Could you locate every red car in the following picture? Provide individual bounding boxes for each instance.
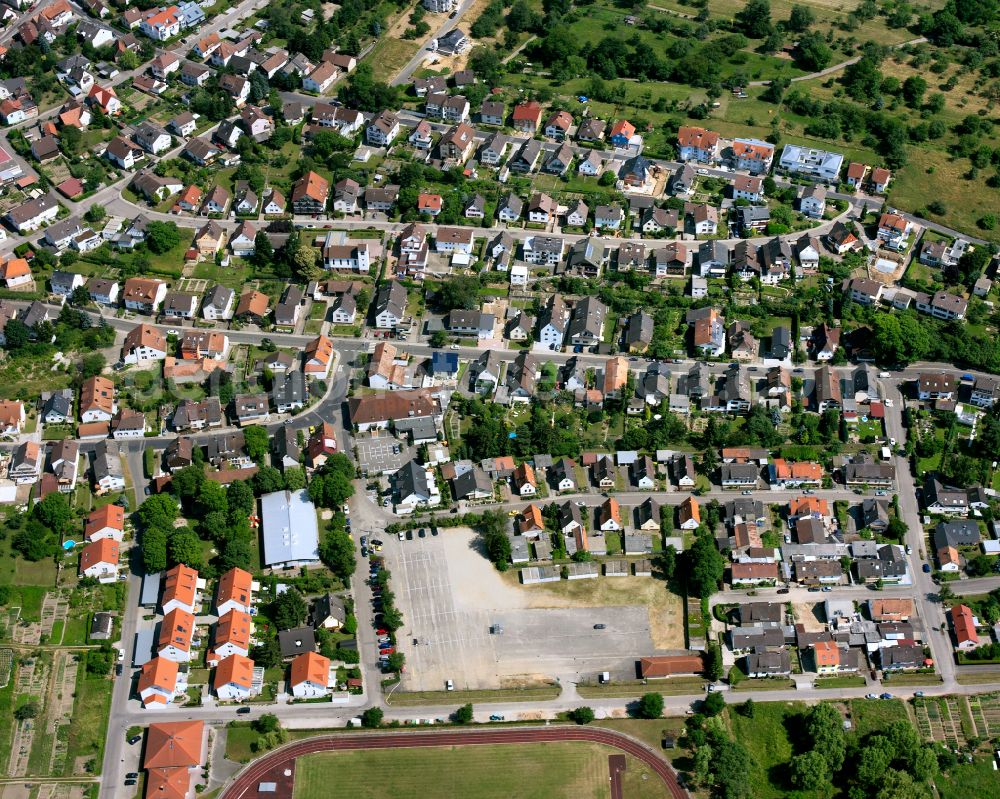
[379,647,395,655]
[376,628,388,635]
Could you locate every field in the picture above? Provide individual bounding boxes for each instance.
[388,684,561,706]
[727,701,804,799]
[368,37,420,83]
[846,698,909,738]
[293,742,646,799]
[501,573,684,649]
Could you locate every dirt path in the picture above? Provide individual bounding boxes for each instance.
[747,37,927,86]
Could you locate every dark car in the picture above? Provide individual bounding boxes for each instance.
[922,563,931,573]
[115,663,123,676]
[128,735,142,745]
[124,780,136,787]
[776,588,790,594]
[237,706,251,714]
[418,528,426,538]
[126,773,139,779]
[593,623,606,629]
[405,530,413,540]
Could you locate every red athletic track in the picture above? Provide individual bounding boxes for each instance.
[220,726,689,799]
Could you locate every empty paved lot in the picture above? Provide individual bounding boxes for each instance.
[386,529,658,691]
[356,437,409,475]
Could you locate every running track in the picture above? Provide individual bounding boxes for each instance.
[220,726,689,799]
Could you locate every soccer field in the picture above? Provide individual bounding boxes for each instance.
[293,742,626,799]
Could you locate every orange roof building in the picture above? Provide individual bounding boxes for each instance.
[213,653,254,700]
[519,504,544,535]
[813,640,841,672]
[951,604,979,649]
[291,170,329,212]
[209,610,251,665]
[122,323,168,364]
[79,375,116,422]
[304,335,334,375]
[138,656,179,707]
[788,496,830,519]
[235,290,269,319]
[868,598,914,622]
[216,567,253,615]
[679,496,700,529]
[513,462,536,495]
[162,563,199,614]
[599,497,622,531]
[0,257,31,284]
[84,504,125,542]
[144,720,204,799]
[640,654,704,678]
[290,651,330,697]
[78,538,120,582]
[145,720,204,768]
[158,608,195,662]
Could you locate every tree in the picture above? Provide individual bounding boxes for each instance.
[787,4,815,31]
[478,511,512,569]
[568,706,595,724]
[33,492,72,538]
[735,0,773,38]
[739,698,755,718]
[453,703,474,724]
[2,318,30,350]
[168,528,203,570]
[144,221,181,255]
[284,467,306,491]
[14,701,39,721]
[598,171,616,186]
[806,702,846,772]
[253,713,280,734]
[250,637,282,669]
[686,534,725,598]
[902,75,927,107]
[361,707,383,728]
[319,526,356,581]
[141,526,168,573]
[429,329,449,348]
[244,426,269,463]
[794,31,832,71]
[790,750,830,791]
[254,231,274,265]
[705,642,723,682]
[253,466,285,495]
[271,588,308,630]
[937,582,955,606]
[701,690,724,716]
[636,692,664,719]
[435,275,480,311]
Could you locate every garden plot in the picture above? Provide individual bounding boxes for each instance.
[913,697,972,748]
[968,693,1000,738]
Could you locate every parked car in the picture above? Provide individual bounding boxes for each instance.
[237,706,251,714]
[489,714,505,721]
[880,693,893,700]
[922,563,931,573]
[776,588,790,594]
[128,735,142,745]
[865,693,878,699]
[446,679,454,691]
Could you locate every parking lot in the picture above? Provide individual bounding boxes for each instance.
[384,528,658,691]
[356,435,410,476]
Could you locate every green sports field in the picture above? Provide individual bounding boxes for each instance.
[293,742,649,799]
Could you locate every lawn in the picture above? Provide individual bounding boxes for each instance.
[387,684,561,706]
[890,145,1000,243]
[727,702,806,799]
[937,755,1000,798]
[847,698,909,739]
[293,742,621,799]
[63,670,113,775]
[368,37,420,83]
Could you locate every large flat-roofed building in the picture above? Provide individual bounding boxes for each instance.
[260,489,320,569]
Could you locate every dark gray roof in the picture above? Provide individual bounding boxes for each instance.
[278,626,316,658]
